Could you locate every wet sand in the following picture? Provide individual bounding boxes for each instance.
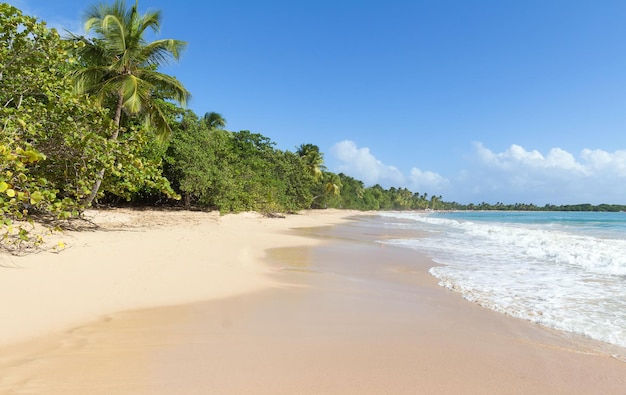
[1,214,625,394]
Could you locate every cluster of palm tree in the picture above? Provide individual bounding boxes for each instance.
[295,144,340,201]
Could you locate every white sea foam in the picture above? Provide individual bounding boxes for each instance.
[377,211,626,350]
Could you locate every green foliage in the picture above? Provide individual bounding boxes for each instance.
[0,143,53,217]
[165,114,316,213]
[333,174,365,209]
[212,130,315,213]
[0,3,178,250]
[101,124,179,202]
[23,94,116,203]
[0,3,112,204]
[0,4,113,248]
[296,143,325,181]
[202,112,226,130]
[272,150,315,211]
[164,111,217,206]
[0,3,63,108]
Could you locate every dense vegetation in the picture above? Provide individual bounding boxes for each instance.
[1,2,623,250]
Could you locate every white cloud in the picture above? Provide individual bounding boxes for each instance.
[475,143,588,175]
[456,143,626,205]
[329,140,405,186]
[581,148,626,175]
[328,140,626,205]
[409,168,450,192]
[329,140,450,194]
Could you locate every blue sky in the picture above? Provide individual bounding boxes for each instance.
[10,0,626,205]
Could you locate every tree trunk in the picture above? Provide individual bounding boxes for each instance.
[82,92,124,207]
[83,168,105,208]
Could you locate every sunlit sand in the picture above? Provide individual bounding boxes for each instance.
[0,210,624,394]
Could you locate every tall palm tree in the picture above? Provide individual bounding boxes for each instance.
[71,0,190,206]
[202,111,226,130]
[296,143,325,181]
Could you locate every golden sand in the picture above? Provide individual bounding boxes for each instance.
[1,209,624,394]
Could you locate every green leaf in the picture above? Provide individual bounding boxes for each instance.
[18,228,29,241]
[30,191,43,204]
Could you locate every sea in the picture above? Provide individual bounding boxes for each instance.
[376,210,626,356]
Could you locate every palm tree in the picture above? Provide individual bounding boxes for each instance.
[323,172,341,197]
[71,0,190,206]
[202,112,226,130]
[296,143,325,181]
[430,195,442,210]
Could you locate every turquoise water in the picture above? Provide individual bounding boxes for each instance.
[429,211,626,237]
[377,211,626,355]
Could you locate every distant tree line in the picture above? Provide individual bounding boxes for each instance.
[438,202,626,212]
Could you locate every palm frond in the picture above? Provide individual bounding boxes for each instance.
[203,112,227,129]
[120,74,154,113]
[143,100,172,140]
[137,69,190,105]
[140,39,187,66]
[135,9,161,36]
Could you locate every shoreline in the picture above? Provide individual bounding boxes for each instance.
[288,217,626,357]
[1,209,625,394]
[0,208,356,347]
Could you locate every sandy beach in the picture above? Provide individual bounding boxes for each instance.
[0,209,625,394]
